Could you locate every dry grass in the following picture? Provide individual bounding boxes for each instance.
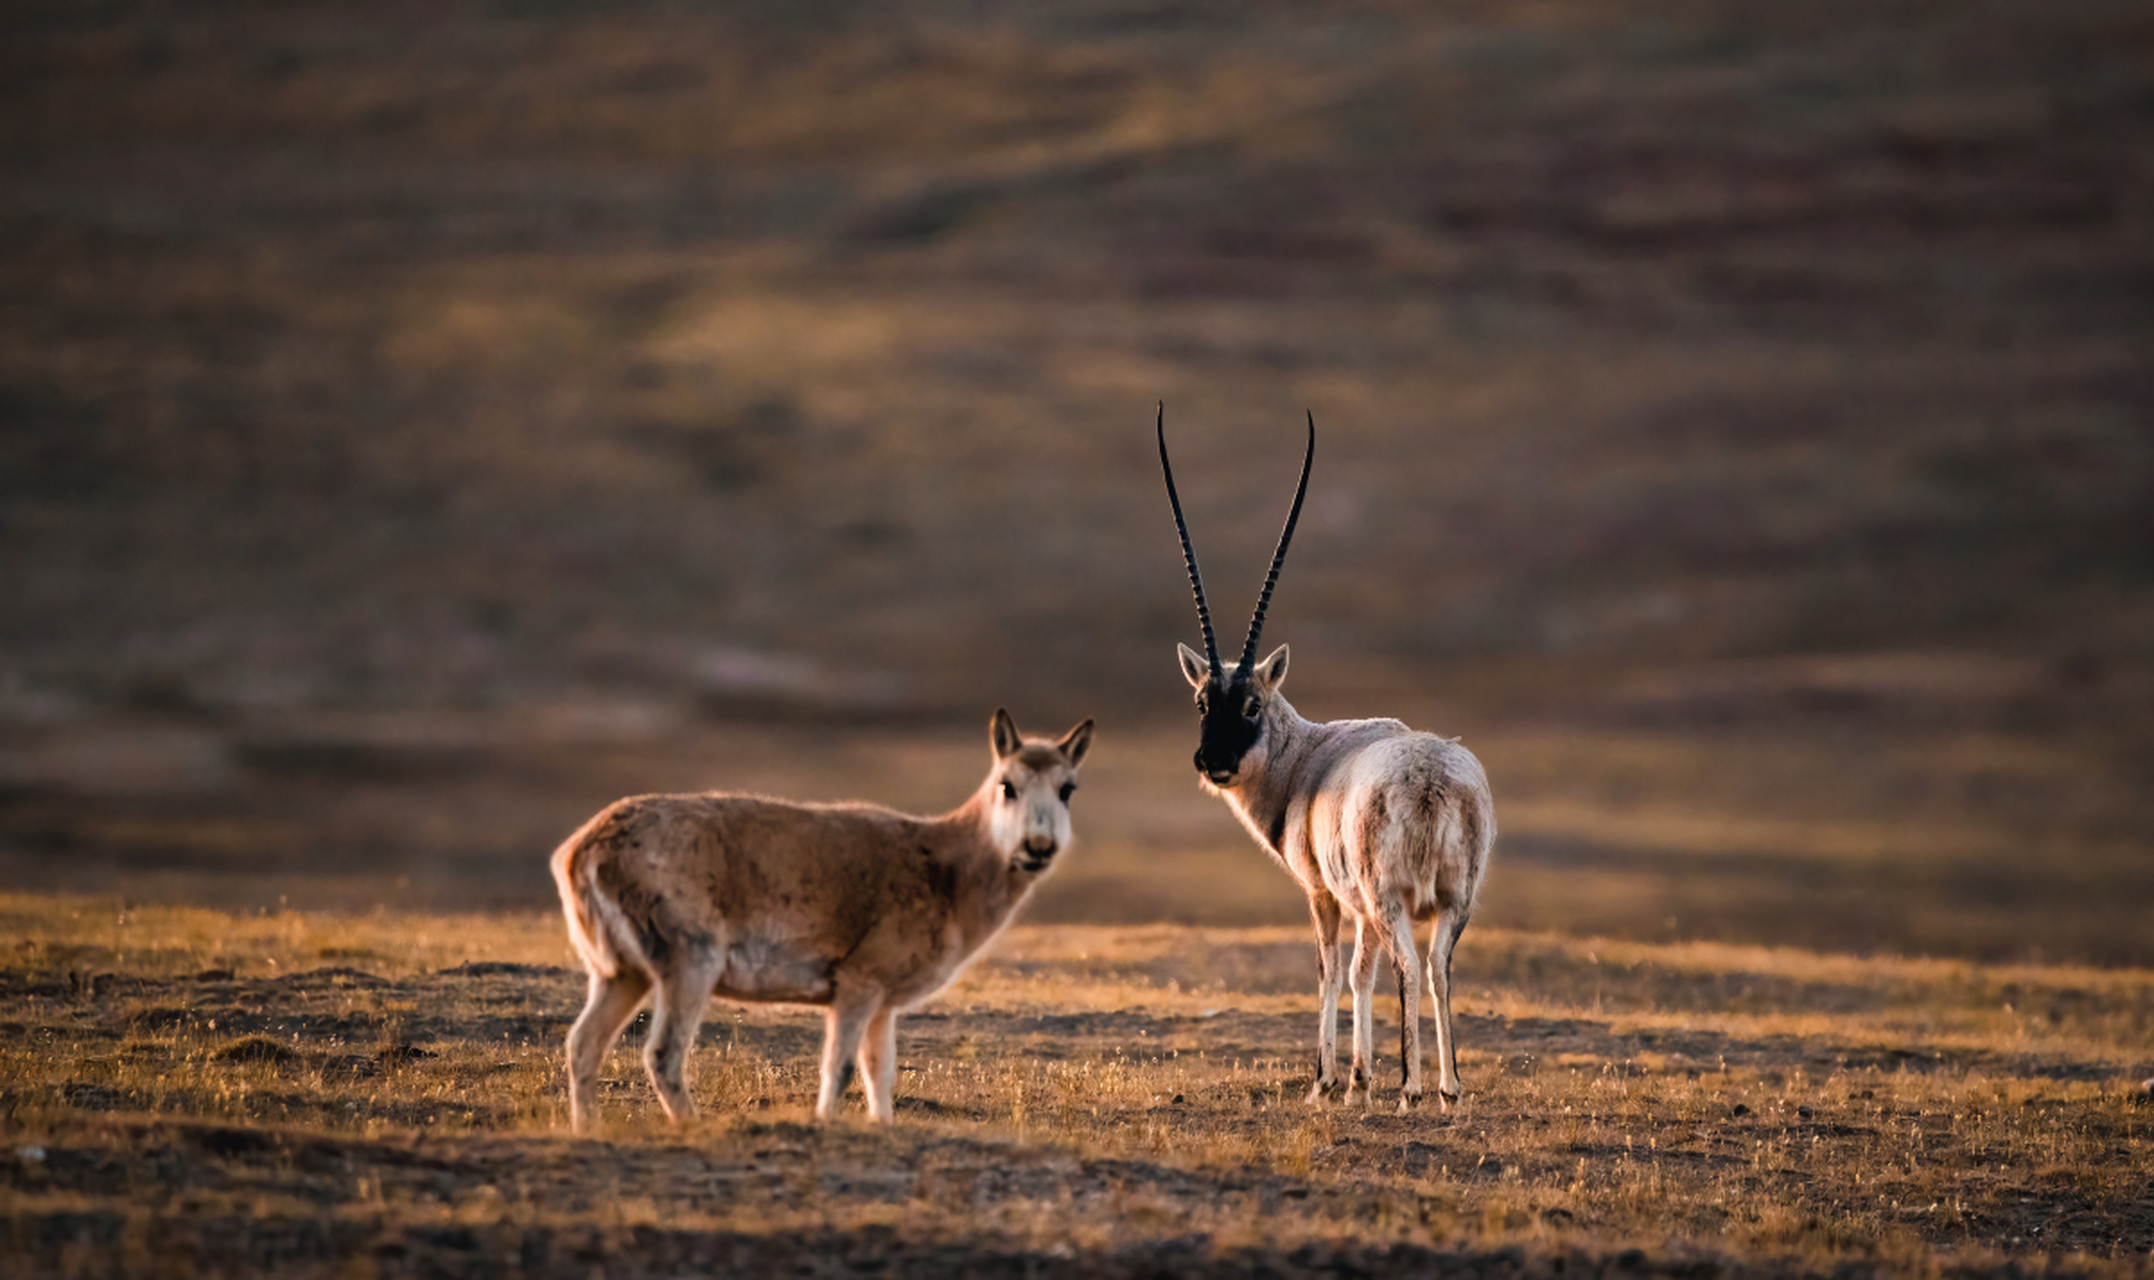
[3,893,2149,1276]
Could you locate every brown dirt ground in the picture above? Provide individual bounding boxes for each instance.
[4,910,2149,1277]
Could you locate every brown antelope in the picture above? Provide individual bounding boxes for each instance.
[1158,407,1494,1109]
[550,709,1093,1128]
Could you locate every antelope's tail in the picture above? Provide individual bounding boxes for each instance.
[549,808,642,981]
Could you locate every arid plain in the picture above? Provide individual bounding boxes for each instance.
[3,0,2151,1274]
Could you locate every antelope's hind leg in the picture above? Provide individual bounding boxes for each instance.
[566,967,653,1133]
[1380,903,1426,1110]
[1347,916,1382,1103]
[642,940,722,1123]
[1427,911,1465,1104]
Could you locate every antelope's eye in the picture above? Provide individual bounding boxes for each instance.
[1058,781,1077,803]
[1243,696,1261,718]
[999,780,1018,801]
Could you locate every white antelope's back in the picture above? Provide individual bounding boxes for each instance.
[1326,735,1492,921]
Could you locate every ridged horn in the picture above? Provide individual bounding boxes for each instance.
[1236,411,1315,675]
[1156,403,1221,679]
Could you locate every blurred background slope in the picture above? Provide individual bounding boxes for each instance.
[2,0,2150,962]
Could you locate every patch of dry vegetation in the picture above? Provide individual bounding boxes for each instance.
[3,894,2148,1276]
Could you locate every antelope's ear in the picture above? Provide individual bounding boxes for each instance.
[1176,643,1210,690]
[990,708,1022,759]
[1056,718,1095,770]
[1254,644,1290,690]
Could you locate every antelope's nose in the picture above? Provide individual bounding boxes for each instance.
[1194,748,1237,784]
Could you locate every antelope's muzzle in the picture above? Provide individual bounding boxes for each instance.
[1193,747,1238,785]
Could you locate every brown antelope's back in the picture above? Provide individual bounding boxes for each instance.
[552,792,962,1002]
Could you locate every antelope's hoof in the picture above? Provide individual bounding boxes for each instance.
[1305,1078,1343,1105]
[1397,1089,1425,1113]
[1439,1086,1462,1107]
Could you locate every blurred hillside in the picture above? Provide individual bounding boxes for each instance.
[2,0,2150,961]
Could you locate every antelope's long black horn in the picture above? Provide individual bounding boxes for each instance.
[1237,411,1315,674]
[1157,403,1221,678]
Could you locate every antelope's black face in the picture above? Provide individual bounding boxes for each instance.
[1178,642,1288,787]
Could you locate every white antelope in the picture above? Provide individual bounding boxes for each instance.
[1158,408,1494,1109]
[550,709,1093,1128]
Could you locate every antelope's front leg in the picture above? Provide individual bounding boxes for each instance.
[1305,898,1348,1103]
[857,1007,898,1124]
[816,986,881,1121]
